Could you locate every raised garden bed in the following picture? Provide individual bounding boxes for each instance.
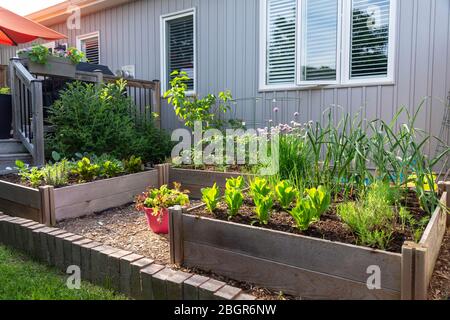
[0,168,161,225]
[168,180,449,300]
[169,167,252,199]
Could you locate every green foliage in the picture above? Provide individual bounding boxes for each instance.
[274,180,297,209]
[249,177,273,224]
[201,183,221,213]
[15,160,43,188]
[66,47,86,64]
[72,157,100,183]
[164,71,233,130]
[136,183,189,212]
[337,182,400,250]
[253,194,273,225]
[289,196,320,231]
[225,176,245,191]
[0,87,10,95]
[122,156,144,174]
[224,176,244,217]
[41,160,71,187]
[23,44,49,65]
[305,186,331,216]
[100,160,124,178]
[46,80,172,164]
[224,188,243,217]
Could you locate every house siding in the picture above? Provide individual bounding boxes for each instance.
[1,0,449,156]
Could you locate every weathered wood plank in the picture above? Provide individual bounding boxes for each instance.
[53,170,158,209]
[169,206,184,264]
[169,168,251,188]
[419,193,447,287]
[54,187,147,221]
[184,241,400,300]
[0,198,41,222]
[0,180,41,209]
[401,242,414,300]
[182,214,401,291]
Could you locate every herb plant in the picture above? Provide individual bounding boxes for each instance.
[41,159,71,187]
[135,183,189,213]
[123,155,144,174]
[201,183,221,213]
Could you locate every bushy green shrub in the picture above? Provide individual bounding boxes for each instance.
[46,80,172,165]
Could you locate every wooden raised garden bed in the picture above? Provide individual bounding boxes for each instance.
[0,168,162,226]
[169,167,252,199]
[168,182,449,300]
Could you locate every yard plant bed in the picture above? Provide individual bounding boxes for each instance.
[0,169,159,225]
[169,183,449,300]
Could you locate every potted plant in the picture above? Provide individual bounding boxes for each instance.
[135,183,189,234]
[0,87,12,138]
[18,45,85,78]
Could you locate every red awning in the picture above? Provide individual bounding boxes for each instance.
[0,6,67,46]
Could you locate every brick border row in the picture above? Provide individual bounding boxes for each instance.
[0,213,255,300]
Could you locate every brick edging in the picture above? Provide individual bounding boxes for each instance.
[0,213,255,300]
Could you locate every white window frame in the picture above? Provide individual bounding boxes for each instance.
[341,0,397,85]
[160,8,197,95]
[296,0,342,86]
[76,31,101,64]
[259,0,397,91]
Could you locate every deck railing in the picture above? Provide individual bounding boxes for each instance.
[9,58,162,166]
[9,58,45,166]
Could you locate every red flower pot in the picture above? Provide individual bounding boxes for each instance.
[144,207,169,234]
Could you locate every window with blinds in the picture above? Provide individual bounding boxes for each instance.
[300,0,339,82]
[350,0,391,78]
[266,0,297,85]
[261,0,395,89]
[79,35,100,65]
[166,14,195,91]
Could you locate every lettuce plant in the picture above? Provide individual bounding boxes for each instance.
[224,177,244,217]
[201,183,221,213]
[249,177,271,198]
[289,196,319,231]
[275,180,297,209]
[225,188,243,217]
[254,194,273,225]
[305,186,331,216]
[226,176,245,190]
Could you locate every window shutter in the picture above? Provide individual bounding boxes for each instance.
[350,0,390,78]
[167,15,195,91]
[300,0,339,81]
[81,36,100,65]
[266,0,297,85]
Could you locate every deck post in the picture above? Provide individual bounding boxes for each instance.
[32,80,44,166]
[153,80,161,129]
[9,58,20,140]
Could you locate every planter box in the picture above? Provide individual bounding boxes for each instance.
[0,94,12,138]
[169,167,252,199]
[168,183,449,300]
[19,55,76,78]
[0,169,159,225]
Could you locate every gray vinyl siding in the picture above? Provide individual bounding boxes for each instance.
[1,0,450,157]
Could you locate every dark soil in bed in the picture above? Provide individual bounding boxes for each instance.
[188,190,430,253]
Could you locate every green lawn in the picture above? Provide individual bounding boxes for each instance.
[0,245,128,300]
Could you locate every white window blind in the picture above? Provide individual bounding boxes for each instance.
[80,35,100,65]
[266,0,297,85]
[167,14,195,91]
[350,0,391,78]
[300,0,339,82]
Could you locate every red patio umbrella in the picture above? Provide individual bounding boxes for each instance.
[0,6,67,46]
